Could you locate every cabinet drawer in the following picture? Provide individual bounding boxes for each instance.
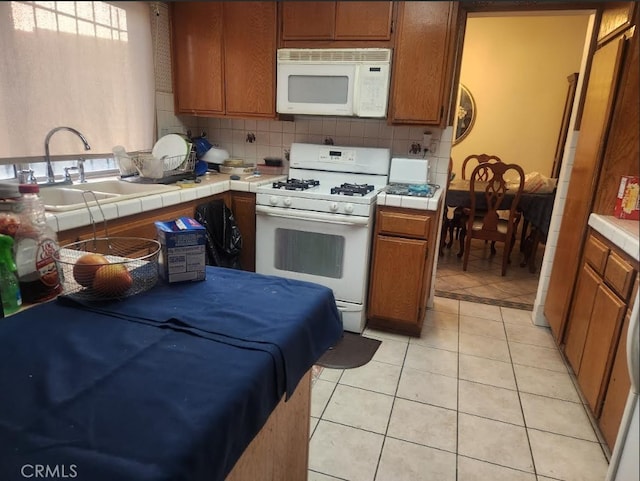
[377,210,431,239]
[584,234,609,275]
[604,251,636,300]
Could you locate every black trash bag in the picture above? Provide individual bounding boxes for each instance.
[194,200,243,269]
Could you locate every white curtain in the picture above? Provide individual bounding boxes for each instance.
[0,1,155,160]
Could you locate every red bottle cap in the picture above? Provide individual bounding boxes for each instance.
[18,184,40,194]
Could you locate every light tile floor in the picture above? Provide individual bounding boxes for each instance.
[308,297,610,481]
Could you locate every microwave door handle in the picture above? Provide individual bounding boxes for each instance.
[352,65,361,116]
[256,205,369,226]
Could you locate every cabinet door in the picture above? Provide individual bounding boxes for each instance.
[564,264,601,374]
[171,2,224,115]
[334,2,392,40]
[578,283,626,415]
[368,235,427,329]
[389,1,456,124]
[599,309,632,450]
[592,29,639,216]
[544,36,627,340]
[281,2,335,40]
[223,2,277,117]
[231,192,256,272]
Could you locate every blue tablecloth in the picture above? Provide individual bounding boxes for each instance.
[0,267,343,481]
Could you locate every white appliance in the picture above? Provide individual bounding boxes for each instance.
[389,157,431,185]
[607,289,639,481]
[276,48,392,118]
[255,143,391,333]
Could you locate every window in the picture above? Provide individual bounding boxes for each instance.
[0,2,155,180]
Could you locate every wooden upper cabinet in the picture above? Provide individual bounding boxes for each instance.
[223,2,276,117]
[592,27,639,216]
[171,2,224,115]
[281,2,336,40]
[334,2,393,40]
[281,1,392,42]
[389,1,458,125]
[598,2,637,45]
[170,2,276,118]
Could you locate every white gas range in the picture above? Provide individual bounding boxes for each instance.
[255,143,391,333]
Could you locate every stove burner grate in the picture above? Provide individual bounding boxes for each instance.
[330,183,375,196]
[273,178,320,191]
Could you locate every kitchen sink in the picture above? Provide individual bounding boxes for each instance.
[64,180,181,196]
[40,179,181,212]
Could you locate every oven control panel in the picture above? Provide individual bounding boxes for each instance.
[319,148,356,164]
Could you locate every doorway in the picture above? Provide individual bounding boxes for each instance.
[435,10,595,310]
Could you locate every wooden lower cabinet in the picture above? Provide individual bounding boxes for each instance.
[367,206,437,336]
[577,283,626,414]
[230,192,256,272]
[57,194,227,245]
[599,310,632,449]
[564,264,602,373]
[561,230,639,446]
[57,192,257,273]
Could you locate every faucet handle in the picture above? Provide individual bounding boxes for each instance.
[18,169,36,184]
[64,166,78,183]
[77,158,86,183]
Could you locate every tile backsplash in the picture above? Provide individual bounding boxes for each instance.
[155,92,453,186]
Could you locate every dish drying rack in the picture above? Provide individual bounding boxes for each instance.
[121,150,197,185]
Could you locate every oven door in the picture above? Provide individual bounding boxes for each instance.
[256,205,371,304]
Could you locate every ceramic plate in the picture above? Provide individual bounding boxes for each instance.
[152,134,190,171]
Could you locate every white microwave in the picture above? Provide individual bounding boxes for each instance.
[276,48,392,118]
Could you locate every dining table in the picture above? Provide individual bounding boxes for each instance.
[444,178,557,272]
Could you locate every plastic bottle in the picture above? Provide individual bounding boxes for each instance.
[13,184,61,303]
[0,234,22,315]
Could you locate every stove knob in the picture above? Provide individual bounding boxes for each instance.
[344,203,354,214]
[329,202,338,212]
[283,197,292,207]
[269,195,279,206]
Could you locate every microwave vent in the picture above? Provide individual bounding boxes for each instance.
[278,48,391,63]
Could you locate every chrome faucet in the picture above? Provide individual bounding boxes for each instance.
[44,127,91,184]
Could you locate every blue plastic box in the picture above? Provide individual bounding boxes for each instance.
[154,217,206,283]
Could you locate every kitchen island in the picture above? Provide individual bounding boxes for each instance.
[0,267,342,480]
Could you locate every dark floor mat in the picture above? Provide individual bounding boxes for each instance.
[316,332,381,369]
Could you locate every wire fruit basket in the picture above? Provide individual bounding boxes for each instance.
[53,192,161,301]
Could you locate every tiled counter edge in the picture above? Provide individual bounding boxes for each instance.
[376,187,444,211]
[588,214,640,262]
[46,175,287,233]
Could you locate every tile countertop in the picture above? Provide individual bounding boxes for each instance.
[588,214,640,261]
[47,173,287,233]
[376,186,444,211]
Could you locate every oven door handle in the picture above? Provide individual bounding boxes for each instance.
[256,205,370,226]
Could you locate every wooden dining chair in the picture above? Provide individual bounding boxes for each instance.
[461,161,525,276]
[461,154,503,180]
